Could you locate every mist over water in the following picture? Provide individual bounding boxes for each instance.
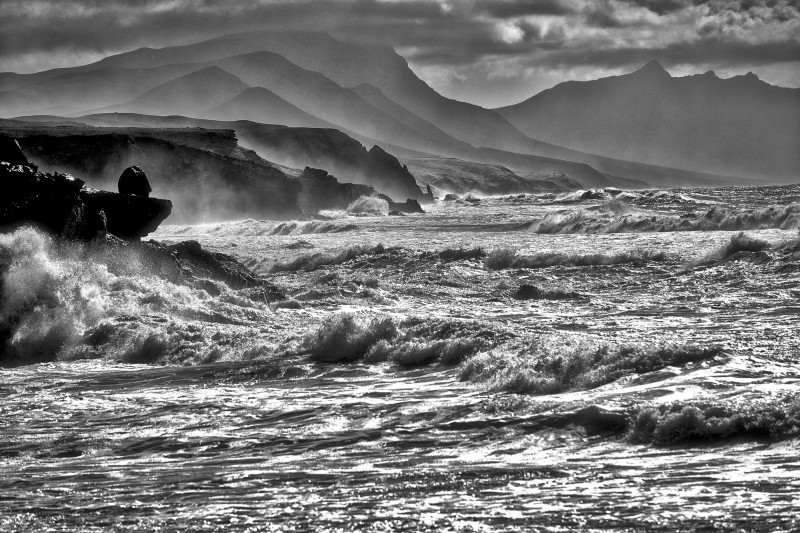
[2,185,800,531]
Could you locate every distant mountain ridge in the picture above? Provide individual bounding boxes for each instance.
[1,31,789,190]
[496,61,800,182]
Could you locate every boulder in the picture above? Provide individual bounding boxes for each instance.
[0,137,29,166]
[118,165,152,197]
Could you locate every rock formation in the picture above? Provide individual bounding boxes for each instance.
[1,137,172,240]
[296,167,375,212]
[0,137,30,166]
[1,122,302,222]
[375,194,424,214]
[118,166,152,197]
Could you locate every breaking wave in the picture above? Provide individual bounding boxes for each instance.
[485,246,667,270]
[528,204,800,234]
[268,221,359,235]
[628,395,800,444]
[460,337,723,395]
[346,196,389,215]
[271,244,387,272]
[299,313,505,366]
[0,227,282,367]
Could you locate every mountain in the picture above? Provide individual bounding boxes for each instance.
[497,61,800,182]
[54,31,742,186]
[96,66,250,116]
[351,83,470,153]
[204,87,335,128]
[1,33,762,189]
[55,31,541,153]
[201,51,459,156]
[0,64,203,117]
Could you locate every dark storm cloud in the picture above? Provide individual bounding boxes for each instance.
[474,0,576,18]
[529,37,800,69]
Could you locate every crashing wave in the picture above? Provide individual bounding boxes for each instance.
[485,246,667,270]
[345,196,389,215]
[528,204,800,234]
[299,313,506,366]
[268,221,359,235]
[0,227,282,366]
[459,337,724,395]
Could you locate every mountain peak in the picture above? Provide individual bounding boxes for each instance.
[633,60,670,78]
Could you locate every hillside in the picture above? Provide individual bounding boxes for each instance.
[96,66,250,117]
[497,61,800,182]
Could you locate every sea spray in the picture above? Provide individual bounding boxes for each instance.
[0,228,114,363]
[346,196,390,215]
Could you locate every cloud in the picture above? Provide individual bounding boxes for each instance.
[474,0,577,18]
[0,0,797,106]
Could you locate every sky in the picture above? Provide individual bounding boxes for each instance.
[0,0,798,108]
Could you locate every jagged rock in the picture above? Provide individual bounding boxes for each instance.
[376,195,424,214]
[420,184,435,204]
[365,145,424,201]
[388,210,406,216]
[0,137,29,166]
[297,166,374,211]
[444,193,461,202]
[118,166,152,197]
[1,162,86,236]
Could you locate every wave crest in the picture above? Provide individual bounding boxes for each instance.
[530,204,800,234]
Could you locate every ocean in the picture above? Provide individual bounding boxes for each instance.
[1,185,799,532]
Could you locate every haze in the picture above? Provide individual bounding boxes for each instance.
[1,0,799,108]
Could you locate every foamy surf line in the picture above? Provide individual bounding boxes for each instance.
[519,204,800,234]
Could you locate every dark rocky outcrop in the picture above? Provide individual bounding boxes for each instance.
[0,121,302,222]
[363,145,423,201]
[0,137,29,166]
[1,161,172,240]
[422,184,435,203]
[228,123,427,201]
[296,166,374,212]
[118,165,151,197]
[81,189,171,239]
[1,136,172,240]
[376,194,424,214]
